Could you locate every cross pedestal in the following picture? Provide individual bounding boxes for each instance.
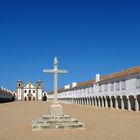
[49,103,63,116]
[43,57,68,116]
[32,57,84,130]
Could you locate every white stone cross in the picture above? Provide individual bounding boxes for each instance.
[43,57,68,102]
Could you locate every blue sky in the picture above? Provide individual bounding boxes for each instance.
[0,0,140,91]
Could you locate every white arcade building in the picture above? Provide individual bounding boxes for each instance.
[16,80,46,101]
[48,66,140,112]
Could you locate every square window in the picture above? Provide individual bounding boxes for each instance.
[99,85,102,92]
[104,84,108,92]
[136,78,140,89]
[121,80,126,90]
[116,82,120,91]
[110,83,114,91]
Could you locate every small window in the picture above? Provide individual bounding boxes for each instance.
[24,90,27,93]
[110,83,114,91]
[86,88,89,93]
[121,80,126,90]
[99,85,102,92]
[89,87,92,93]
[116,82,120,91]
[136,78,140,89]
[19,84,20,87]
[104,84,108,92]
[29,90,31,93]
[33,90,35,93]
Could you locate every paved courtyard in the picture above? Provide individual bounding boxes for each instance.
[0,101,140,140]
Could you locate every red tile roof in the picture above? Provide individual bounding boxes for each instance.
[0,89,12,95]
[101,66,140,81]
[48,66,140,94]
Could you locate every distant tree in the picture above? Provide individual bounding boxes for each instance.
[42,93,47,101]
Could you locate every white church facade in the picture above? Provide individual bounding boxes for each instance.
[48,66,140,112]
[16,80,46,101]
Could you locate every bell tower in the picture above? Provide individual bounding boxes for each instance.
[16,80,23,100]
[37,80,43,101]
[37,80,42,89]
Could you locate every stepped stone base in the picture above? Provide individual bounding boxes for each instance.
[32,103,84,131]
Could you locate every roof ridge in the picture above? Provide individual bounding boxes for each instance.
[48,65,140,94]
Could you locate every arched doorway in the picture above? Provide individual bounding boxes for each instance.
[111,96,115,108]
[28,96,31,101]
[137,95,140,110]
[27,93,33,101]
[129,95,135,111]
[116,96,121,109]
[106,96,110,107]
[122,95,128,110]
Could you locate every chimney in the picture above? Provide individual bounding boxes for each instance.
[95,74,100,82]
[64,84,70,90]
[72,82,77,88]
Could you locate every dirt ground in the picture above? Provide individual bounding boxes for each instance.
[0,101,140,140]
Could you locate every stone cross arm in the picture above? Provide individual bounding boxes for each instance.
[43,69,68,74]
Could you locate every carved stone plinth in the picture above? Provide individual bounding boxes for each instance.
[49,103,63,116]
[32,103,85,131]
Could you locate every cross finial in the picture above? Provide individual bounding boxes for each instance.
[54,57,58,65]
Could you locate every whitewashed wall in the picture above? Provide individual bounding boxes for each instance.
[55,73,140,99]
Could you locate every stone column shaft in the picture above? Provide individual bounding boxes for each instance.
[102,98,104,107]
[88,98,91,106]
[120,98,124,109]
[98,99,101,107]
[93,98,95,106]
[127,98,131,111]
[115,98,118,109]
[110,98,113,108]
[105,99,108,107]
[95,98,97,107]
[135,98,139,112]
